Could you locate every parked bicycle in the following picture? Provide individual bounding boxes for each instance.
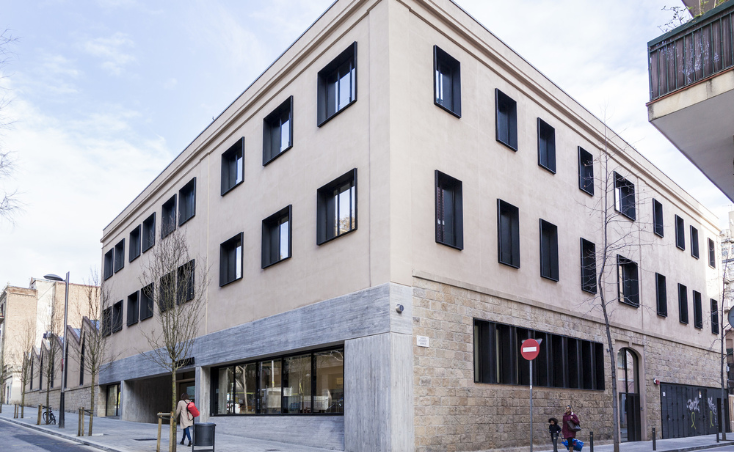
[42,407,56,425]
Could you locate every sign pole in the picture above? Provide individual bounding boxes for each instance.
[521,338,541,452]
[530,358,533,452]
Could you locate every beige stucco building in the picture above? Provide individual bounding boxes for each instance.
[98,0,725,450]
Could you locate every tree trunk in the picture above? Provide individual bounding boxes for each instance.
[21,388,24,418]
[170,370,177,452]
[45,381,50,424]
[89,371,95,435]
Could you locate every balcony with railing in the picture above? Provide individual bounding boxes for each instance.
[648,1,734,101]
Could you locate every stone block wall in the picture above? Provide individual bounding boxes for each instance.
[411,276,722,452]
[22,385,104,417]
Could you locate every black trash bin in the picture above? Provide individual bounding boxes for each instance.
[192,422,216,452]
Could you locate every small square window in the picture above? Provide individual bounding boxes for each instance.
[220,233,243,287]
[711,299,719,334]
[262,206,292,269]
[221,138,245,196]
[317,169,357,245]
[263,96,293,165]
[497,199,520,268]
[317,42,357,127]
[435,171,463,250]
[693,290,703,329]
[495,89,518,151]
[179,178,196,226]
[142,213,156,252]
[177,260,195,304]
[617,255,639,307]
[537,119,556,173]
[655,273,667,317]
[675,215,685,250]
[129,225,141,262]
[140,283,154,321]
[433,45,461,118]
[678,283,689,324]
[161,195,177,238]
[578,147,594,196]
[114,239,125,273]
[112,301,123,333]
[709,238,716,268]
[690,226,699,259]
[580,238,597,294]
[127,291,139,326]
[103,249,114,280]
[539,219,559,281]
[614,172,636,221]
[653,199,664,237]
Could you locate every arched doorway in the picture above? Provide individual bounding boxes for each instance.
[618,348,641,442]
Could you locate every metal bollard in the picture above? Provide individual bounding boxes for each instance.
[552,431,558,452]
[653,427,657,450]
[590,431,594,452]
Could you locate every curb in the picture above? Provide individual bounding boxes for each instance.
[672,441,734,452]
[0,416,125,452]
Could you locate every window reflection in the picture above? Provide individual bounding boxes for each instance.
[315,349,344,414]
[283,354,311,414]
[259,360,282,414]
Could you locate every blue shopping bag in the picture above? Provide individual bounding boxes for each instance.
[561,439,584,451]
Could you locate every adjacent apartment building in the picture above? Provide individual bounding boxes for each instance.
[99,0,725,450]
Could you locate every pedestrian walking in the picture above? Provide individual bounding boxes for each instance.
[548,417,561,443]
[175,393,195,446]
[561,405,581,451]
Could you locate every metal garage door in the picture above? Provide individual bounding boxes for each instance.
[660,383,729,439]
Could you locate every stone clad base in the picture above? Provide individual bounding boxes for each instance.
[23,385,104,417]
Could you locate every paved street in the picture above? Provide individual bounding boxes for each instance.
[0,418,97,451]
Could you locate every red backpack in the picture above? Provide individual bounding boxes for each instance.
[187,401,200,418]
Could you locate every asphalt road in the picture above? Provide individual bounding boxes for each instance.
[0,419,97,451]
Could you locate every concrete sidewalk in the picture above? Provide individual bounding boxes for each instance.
[0,404,338,452]
[536,433,734,452]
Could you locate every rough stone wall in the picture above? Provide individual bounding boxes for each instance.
[412,277,722,452]
[22,385,104,417]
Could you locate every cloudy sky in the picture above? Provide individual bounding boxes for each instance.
[0,0,729,287]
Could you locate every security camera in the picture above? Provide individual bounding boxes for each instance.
[395,304,404,314]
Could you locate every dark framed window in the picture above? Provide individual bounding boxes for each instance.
[179,178,196,226]
[103,249,114,280]
[159,272,175,313]
[262,206,292,269]
[495,89,517,150]
[653,199,664,237]
[690,226,699,259]
[578,147,594,196]
[263,96,293,165]
[655,273,667,317]
[140,283,154,321]
[537,119,556,173]
[709,238,716,268]
[221,138,245,196]
[580,238,597,294]
[435,171,463,250]
[614,172,636,221]
[693,290,703,329]
[112,301,123,333]
[433,45,461,118]
[317,42,357,127]
[161,195,177,238]
[711,299,719,334]
[675,215,685,250]
[142,213,156,252]
[102,307,112,337]
[473,318,604,390]
[129,225,141,262]
[678,283,689,324]
[79,336,85,385]
[220,233,243,287]
[617,255,639,307]
[317,169,357,245]
[127,291,139,326]
[114,239,125,273]
[177,260,195,304]
[539,219,559,281]
[497,199,520,268]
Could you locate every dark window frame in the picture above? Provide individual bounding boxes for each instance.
[262,206,293,269]
[127,291,139,327]
[617,254,639,307]
[497,199,520,268]
[221,138,245,196]
[613,172,636,221]
[690,225,700,259]
[537,118,556,173]
[142,213,156,253]
[578,147,594,196]
[177,260,195,305]
[113,239,125,273]
[709,238,716,268]
[103,249,114,281]
[317,42,357,127]
[263,96,294,165]
[675,215,685,250]
[539,219,559,281]
[161,195,177,239]
[655,273,667,317]
[111,301,123,333]
[678,283,689,324]
[653,199,664,237]
[693,290,703,329]
[178,178,197,227]
[495,89,518,151]
[140,283,154,321]
[129,225,141,262]
[317,169,358,245]
[220,233,244,287]
[434,171,463,250]
[433,45,461,118]
[711,299,719,335]
[102,307,112,337]
[580,238,597,294]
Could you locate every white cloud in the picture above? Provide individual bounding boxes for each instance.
[81,32,136,75]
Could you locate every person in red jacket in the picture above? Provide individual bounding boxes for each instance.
[561,405,580,450]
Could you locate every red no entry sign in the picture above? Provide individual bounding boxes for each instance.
[521,339,540,361]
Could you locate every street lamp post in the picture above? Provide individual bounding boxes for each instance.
[44,272,69,429]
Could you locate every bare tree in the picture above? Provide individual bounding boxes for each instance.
[17,317,35,417]
[0,29,20,222]
[40,310,63,424]
[138,229,208,452]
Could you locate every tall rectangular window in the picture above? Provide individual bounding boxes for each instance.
[497,199,520,268]
[262,206,292,268]
[161,195,177,238]
[103,249,114,280]
[578,147,594,196]
[614,172,636,221]
[263,97,293,165]
[317,42,357,127]
[678,283,689,324]
[653,199,664,237]
[693,290,703,329]
[159,272,175,313]
[617,255,639,307]
[129,225,141,262]
[79,337,85,385]
[177,260,195,304]
[114,239,125,273]
[259,360,282,414]
[711,299,719,334]
[112,301,123,333]
[539,219,559,281]
[580,238,597,294]
[675,215,685,250]
[178,178,196,226]
[221,138,244,196]
[220,233,243,287]
[317,169,357,245]
[127,291,139,326]
[140,283,154,321]
[709,238,716,268]
[142,213,156,252]
[537,118,556,173]
[495,89,518,150]
[433,45,461,117]
[435,171,463,250]
[655,273,667,317]
[102,307,112,336]
[690,226,699,259]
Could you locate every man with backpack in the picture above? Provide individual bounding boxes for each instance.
[175,393,199,446]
